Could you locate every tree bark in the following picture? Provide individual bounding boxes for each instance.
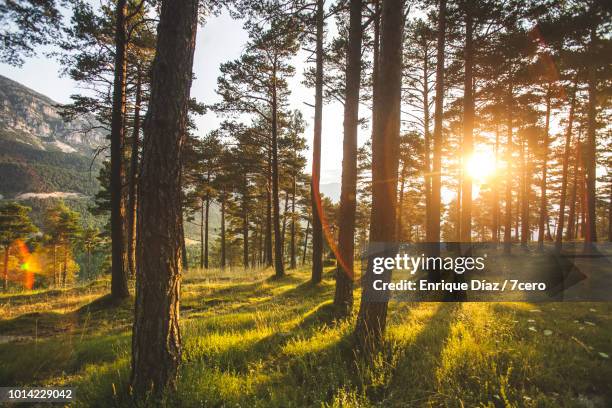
[310,0,324,284]
[396,164,406,240]
[430,0,446,253]
[128,69,142,279]
[555,85,576,250]
[281,191,290,248]
[220,196,226,269]
[537,84,552,250]
[204,196,210,268]
[492,123,500,243]
[110,0,130,299]
[354,0,403,352]
[131,0,198,397]
[302,219,310,265]
[243,180,249,268]
[423,44,432,243]
[271,76,285,278]
[62,245,67,287]
[503,86,513,254]
[608,183,612,242]
[584,30,598,249]
[290,175,297,269]
[520,135,529,248]
[265,157,273,266]
[334,0,361,315]
[460,8,474,243]
[3,246,8,291]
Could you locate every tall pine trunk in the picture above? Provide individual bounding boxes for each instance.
[204,196,210,268]
[492,123,500,243]
[555,85,576,250]
[310,0,324,283]
[265,158,273,266]
[271,80,285,278]
[110,0,130,299]
[200,198,205,269]
[131,0,198,396]
[335,0,361,314]
[503,87,513,254]
[537,85,552,250]
[243,179,249,268]
[460,8,474,242]
[354,0,403,352]
[302,219,310,265]
[430,0,446,256]
[396,165,406,239]
[584,30,598,249]
[520,136,529,247]
[290,175,297,269]
[128,69,142,279]
[220,196,226,269]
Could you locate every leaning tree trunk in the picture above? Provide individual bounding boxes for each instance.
[131,0,198,397]
[430,0,446,257]
[354,0,403,352]
[128,69,142,279]
[334,0,362,315]
[537,85,552,250]
[460,8,474,243]
[310,0,324,284]
[110,0,130,299]
[555,85,576,250]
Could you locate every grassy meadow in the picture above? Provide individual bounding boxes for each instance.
[1,266,611,407]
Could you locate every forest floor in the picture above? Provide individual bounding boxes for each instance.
[0,265,611,407]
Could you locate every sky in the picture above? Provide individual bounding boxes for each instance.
[0,11,347,185]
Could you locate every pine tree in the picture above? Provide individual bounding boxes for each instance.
[215,18,299,277]
[0,203,38,290]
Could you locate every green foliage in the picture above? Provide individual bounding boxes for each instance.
[44,202,82,246]
[0,0,62,66]
[0,202,37,248]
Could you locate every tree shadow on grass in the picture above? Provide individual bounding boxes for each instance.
[377,302,461,406]
[0,294,133,338]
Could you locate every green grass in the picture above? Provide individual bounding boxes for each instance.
[0,266,611,407]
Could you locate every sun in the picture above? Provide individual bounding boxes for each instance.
[465,151,497,183]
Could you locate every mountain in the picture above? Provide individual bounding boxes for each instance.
[0,74,105,200]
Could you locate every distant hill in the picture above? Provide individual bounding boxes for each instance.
[0,74,105,200]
